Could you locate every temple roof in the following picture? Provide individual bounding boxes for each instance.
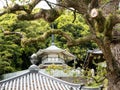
[0,65,80,90]
[83,49,105,69]
[0,65,103,90]
[36,43,76,59]
[43,43,64,53]
[87,49,102,54]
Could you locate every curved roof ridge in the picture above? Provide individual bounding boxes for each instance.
[43,44,64,52]
[36,44,75,59]
[0,70,30,84]
[0,67,103,90]
[38,70,82,87]
[0,69,82,90]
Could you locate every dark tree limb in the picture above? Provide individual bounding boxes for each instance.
[0,0,88,17]
[90,0,99,9]
[100,0,119,16]
[44,0,53,9]
[112,14,120,25]
[67,34,96,46]
[62,0,88,14]
[0,0,41,15]
[90,8,105,33]
[103,14,114,38]
[5,0,9,7]
[17,9,61,22]
[88,0,99,13]
[72,9,77,23]
[84,14,96,34]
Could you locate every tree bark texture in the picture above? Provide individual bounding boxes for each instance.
[0,0,120,90]
[106,43,120,90]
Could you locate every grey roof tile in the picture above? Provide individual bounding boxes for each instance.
[0,65,103,90]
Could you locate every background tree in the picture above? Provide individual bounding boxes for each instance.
[0,0,120,90]
[0,10,95,72]
[0,13,50,73]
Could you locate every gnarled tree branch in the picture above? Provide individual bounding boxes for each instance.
[21,29,96,47]
[0,0,41,16]
[67,34,96,46]
[3,31,25,38]
[62,0,88,14]
[21,29,73,46]
[17,9,61,22]
[2,29,96,47]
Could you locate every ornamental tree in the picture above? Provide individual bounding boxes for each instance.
[0,0,120,90]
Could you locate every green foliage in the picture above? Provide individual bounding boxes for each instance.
[81,62,107,87]
[0,10,98,75]
[0,34,22,74]
[101,0,110,4]
[0,14,17,30]
[0,56,15,75]
[54,11,98,60]
[45,64,78,77]
[45,64,64,74]
[0,13,51,74]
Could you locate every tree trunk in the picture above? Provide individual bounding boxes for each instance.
[107,72,120,90]
[106,43,120,90]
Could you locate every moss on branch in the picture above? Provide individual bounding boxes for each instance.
[0,0,41,16]
[67,34,96,46]
[90,9,105,33]
[21,30,96,46]
[104,14,115,39]
[21,29,73,46]
[21,30,95,47]
[17,8,61,22]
